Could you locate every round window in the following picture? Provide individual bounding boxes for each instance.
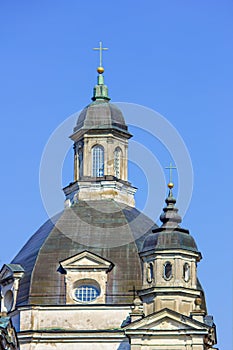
[74,285,100,303]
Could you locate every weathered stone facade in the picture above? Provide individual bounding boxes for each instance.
[0,314,19,349]
[0,64,218,349]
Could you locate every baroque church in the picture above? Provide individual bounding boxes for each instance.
[0,45,218,349]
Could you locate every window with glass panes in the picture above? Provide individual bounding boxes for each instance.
[74,285,100,302]
[92,145,104,177]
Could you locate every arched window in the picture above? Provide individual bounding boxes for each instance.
[92,145,104,177]
[77,142,83,178]
[114,147,122,178]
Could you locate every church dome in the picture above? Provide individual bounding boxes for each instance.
[12,200,156,306]
[10,67,156,308]
[74,100,129,134]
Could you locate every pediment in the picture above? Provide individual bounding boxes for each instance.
[59,250,114,271]
[125,308,209,332]
[147,317,191,330]
[0,267,12,281]
[0,264,24,283]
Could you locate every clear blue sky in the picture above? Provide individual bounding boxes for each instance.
[0,1,232,348]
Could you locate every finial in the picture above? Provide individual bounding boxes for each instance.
[165,162,176,195]
[159,162,182,228]
[93,41,108,74]
[92,41,110,101]
[97,66,104,74]
[168,182,174,189]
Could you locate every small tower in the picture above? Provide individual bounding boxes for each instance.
[127,180,218,349]
[139,181,207,318]
[63,43,136,207]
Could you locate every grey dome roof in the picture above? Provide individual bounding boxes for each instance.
[74,100,130,134]
[12,200,156,306]
[142,228,198,253]
[142,188,200,255]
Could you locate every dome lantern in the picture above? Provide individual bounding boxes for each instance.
[64,46,136,208]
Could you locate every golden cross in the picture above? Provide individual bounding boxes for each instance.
[93,41,108,67]
[165,162,177,183]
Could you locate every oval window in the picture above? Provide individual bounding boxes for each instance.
[183,263,190,282]
[164,262,172,280]
[147,262,154,283]
[4,290,14,312]
[74,285,100,303]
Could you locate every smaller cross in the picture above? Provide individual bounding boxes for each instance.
[93,41,108,67]
[165,162,177,183]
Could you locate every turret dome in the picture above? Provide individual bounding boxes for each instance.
[142,186,200,256]
[142,228,199,253]
[74,100,129,134]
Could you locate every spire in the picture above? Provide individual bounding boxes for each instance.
[160,177,182,229]
[92,41,110,101]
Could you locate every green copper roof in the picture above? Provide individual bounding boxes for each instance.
[0,316,11,329]
[92,41,110,101]
[92,73,110,101]
[5,264,24,273]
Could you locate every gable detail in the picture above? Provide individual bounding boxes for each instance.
[60,250,114,272]
[59,251,114,304]
[123,308,216,350]
[0,264,24,313]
